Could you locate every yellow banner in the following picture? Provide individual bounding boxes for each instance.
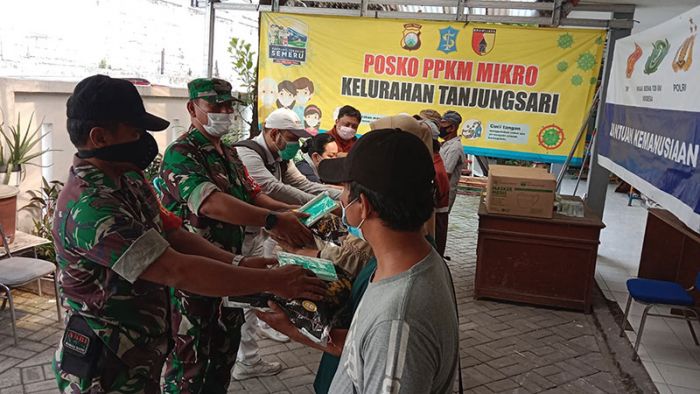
[258,13,606,163]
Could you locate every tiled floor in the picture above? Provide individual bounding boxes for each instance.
[561,178,700,394]
[1,193,644,393]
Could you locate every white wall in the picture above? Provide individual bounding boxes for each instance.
[0,78,191,231]
[567,4,699,33]
[0,0,258,89]
[632,4,699,33]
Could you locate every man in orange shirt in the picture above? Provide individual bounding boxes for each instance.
[327,105,362,155]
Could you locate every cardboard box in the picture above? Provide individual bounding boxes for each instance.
[485,165,555,219]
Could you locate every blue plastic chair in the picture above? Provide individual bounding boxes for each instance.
[620,273,700,360]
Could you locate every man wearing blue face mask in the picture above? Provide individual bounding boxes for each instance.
[235,108,341,206]
[257,130,459,394]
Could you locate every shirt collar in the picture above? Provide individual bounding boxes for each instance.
[303,153,319,178]
[71,155,121,191]
[253,133,278,164]
[445,137,461,147]
[188,128,214,148]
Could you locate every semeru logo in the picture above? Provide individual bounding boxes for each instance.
[268,19,309,66]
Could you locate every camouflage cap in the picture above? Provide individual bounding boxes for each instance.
[187,78,233,103]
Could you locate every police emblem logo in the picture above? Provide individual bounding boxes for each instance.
[438,26,459,54]
[472,28,497,56]
[401,23,422,51]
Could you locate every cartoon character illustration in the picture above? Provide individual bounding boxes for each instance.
[462,119,483,139]
[258,77,278,122]
[276,80,297,109]
[304,105,322,136]
[293,77,315,122]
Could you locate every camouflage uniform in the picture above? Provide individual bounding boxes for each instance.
[160,107,261,394]
[52,158,178,393]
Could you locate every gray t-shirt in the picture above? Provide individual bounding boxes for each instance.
[440,137,466,191]
[329,249,459,394]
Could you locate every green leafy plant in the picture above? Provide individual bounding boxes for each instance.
[0,112,54,185]
[227,36,259,138]
[21,177,64,261]
[143,153,163,183]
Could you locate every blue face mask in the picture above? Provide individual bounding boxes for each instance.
[341,198,365,240]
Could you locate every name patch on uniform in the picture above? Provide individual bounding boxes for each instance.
[64,330,90,356]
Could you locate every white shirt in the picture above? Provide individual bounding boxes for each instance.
[236,134,341,205]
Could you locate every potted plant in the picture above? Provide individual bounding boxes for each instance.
[0,112,54,243]
[21,177,64,261]
[0,112,53,186]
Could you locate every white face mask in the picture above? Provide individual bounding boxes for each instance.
[337,125,357,141]
[203,112,233,137]
[196,103,233,137]
[278,92,295,108]
[305,115,320,128]
[261,91,276,107]
[296,93,310,106]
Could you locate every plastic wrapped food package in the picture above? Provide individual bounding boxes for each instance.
[297,192,338,227]
[227,266,353,345]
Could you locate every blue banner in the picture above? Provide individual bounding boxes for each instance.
[599,104,700,216]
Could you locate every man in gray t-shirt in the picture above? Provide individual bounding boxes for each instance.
[439,111,466,212]
[331,249,458,393]
[317,129,459,393]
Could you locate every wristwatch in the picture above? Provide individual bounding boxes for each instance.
[264,212,278,231]
[232,255,245,266]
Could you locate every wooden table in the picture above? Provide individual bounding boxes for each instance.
[474,197,605,313]
[638,209,700,307]
[0,231,51,258]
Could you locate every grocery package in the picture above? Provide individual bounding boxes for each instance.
[227,266,353,345]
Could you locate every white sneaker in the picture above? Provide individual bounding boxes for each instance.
[256,325,290,343]
[232,359,283,380]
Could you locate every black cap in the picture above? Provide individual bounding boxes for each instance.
[319,129,435,198]
[67,75,169,131]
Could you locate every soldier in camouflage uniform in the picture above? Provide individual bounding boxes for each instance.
[160,78,315,393]
[52,75,326,393]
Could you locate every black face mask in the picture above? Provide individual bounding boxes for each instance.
[439,127,451,138]
[77,132,158,170]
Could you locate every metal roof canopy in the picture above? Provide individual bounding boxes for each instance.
[205,1,635,74]
[204,0,635,219]
[205,0,635,75]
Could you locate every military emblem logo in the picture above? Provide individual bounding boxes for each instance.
[401,23,422,51]
[438,26,459,54]
[268,18,309,66]
[472,28,496,56]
